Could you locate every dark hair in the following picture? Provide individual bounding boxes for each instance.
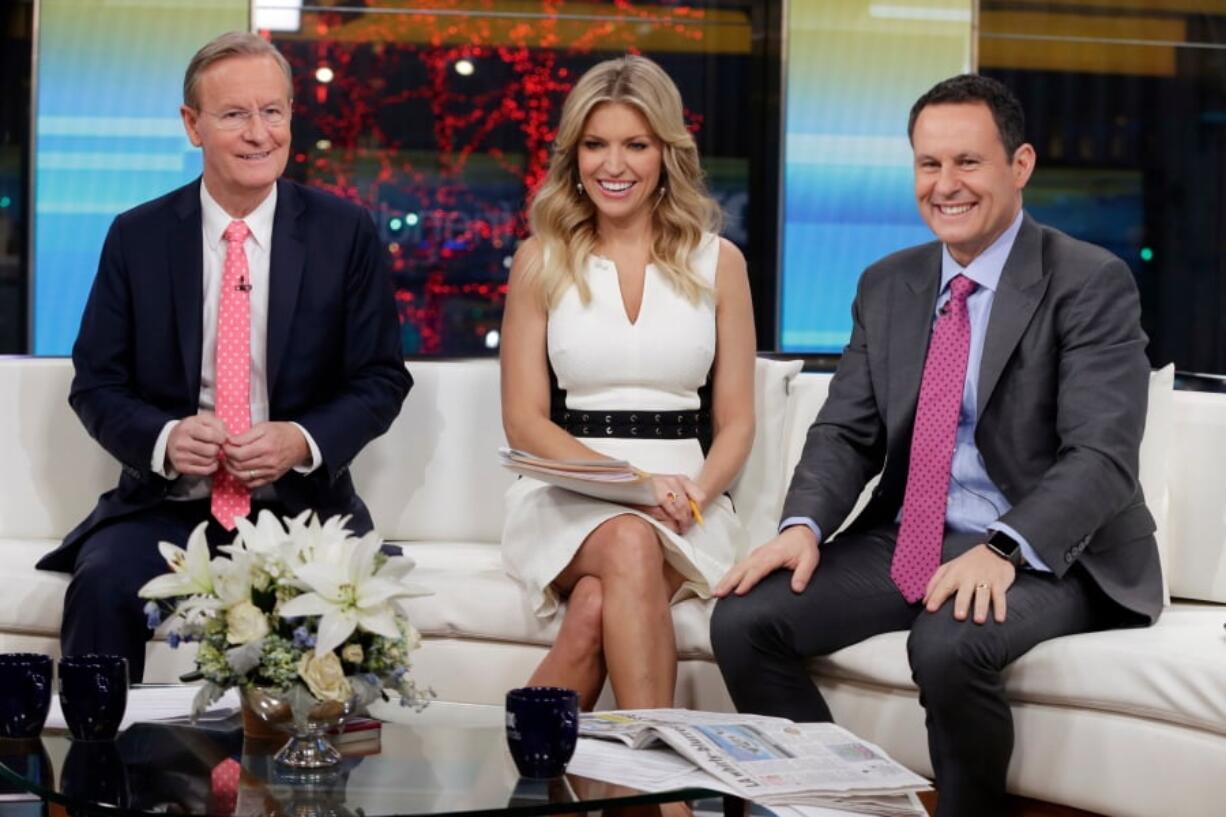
[907,74,1025,158]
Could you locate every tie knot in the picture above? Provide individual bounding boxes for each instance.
[948,274,977,303]
[223,220,250,245]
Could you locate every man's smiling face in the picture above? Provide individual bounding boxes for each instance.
[181,54,291,215]
[912,101,1034,266]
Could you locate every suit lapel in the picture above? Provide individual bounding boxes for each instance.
[887,245,942,429]
[170,181,204,404]
[266,179,306,398]
[977,213,1049,417]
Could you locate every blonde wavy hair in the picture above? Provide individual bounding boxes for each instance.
[524,54,723,309]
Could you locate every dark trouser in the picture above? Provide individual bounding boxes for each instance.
[710,526,1119,817]
[61,499,286,683]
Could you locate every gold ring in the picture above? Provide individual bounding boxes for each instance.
[666,491,677,503]
[247,470,254,480]
[976,582,989,590]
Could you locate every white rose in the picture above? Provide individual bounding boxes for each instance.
[341,643,364,664]
[298,651,352,703]
[225,600,270,645]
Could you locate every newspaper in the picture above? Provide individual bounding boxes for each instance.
[579,709,930,816]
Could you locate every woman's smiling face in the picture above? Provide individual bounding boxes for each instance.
[576,101,663,227]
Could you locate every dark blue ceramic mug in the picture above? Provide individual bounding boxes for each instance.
[58,655,128,741]
[0,653,53,738]
[505,686,579,779]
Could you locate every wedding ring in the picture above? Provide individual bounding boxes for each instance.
[666,490,677,503]
[976,582,989,589]
[247,470,254,480]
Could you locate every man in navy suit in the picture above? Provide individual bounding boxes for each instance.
[36,32,412,681]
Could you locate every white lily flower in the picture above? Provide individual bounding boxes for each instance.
[279,530,427,655]
[225,511,290,559]
[283,511,354,569]
[138,522,218,600]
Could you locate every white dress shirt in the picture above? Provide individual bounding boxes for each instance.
[151,181,321,500]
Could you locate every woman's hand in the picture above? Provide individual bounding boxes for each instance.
[634,474,707,534]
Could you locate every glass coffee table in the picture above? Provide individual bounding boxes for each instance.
[0,699,746,816]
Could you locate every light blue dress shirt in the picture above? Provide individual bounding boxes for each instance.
[784,209,1050,572]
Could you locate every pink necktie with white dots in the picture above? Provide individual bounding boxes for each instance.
[211,220,252,530]
[891,274,977,603]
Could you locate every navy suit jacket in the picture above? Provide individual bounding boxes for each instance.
[37,178,412,573]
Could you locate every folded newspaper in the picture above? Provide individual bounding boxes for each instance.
[579,709,930,817]
[498,447,656,505]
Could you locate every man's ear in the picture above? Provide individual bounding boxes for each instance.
[1011,142,1036,189]
[181,105,203,148]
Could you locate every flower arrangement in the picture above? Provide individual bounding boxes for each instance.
[139,511,432,720]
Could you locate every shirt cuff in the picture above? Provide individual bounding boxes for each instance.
[291,422,323,475]
[151,420,180,480]
[989,521,1051,573]
[780,516,822,545]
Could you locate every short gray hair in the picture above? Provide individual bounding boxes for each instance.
[183,31,293,109]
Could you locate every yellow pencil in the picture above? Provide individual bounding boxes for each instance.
[688,498,705,526]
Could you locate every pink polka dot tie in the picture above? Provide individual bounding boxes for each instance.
[211,220,252,530]
[209,757,241,816]
[892,274,977,603]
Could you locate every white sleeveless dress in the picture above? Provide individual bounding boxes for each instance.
[502,233,750,618]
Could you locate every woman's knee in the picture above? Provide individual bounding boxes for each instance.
[588,516,665,580]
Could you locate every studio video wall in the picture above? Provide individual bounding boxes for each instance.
[777,1,973,353]
[31,0,248,355]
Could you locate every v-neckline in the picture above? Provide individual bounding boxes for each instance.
[598,255,650,327]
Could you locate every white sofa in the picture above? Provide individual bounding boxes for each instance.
[2,357,1224,817]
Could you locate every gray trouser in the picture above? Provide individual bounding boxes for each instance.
[710,526,1116,817]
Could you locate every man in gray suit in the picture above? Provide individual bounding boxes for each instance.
[711,75,1162,817]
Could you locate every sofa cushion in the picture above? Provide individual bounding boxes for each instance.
[0,360,115,541]
[352,360,514,544]
[1138,364,1174,605]
[1166,391,1226,604]
[811,602,1226,737]
[729,358,805,546]
[0,539,69,636]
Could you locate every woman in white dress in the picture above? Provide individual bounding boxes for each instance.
[500,55,757,711]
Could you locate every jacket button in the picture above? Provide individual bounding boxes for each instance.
[630,414,638,422]
[606,426,613,435]
[1064,552,1074,563]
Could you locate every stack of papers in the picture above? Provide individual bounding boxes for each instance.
[499,447,656,505]
[573,709,930,817]
[45,685,240,733]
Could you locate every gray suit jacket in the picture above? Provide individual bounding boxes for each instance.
[783,213,1163,623]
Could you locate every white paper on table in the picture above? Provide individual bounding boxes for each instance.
[568,738,700,789]
[45,685,240,732]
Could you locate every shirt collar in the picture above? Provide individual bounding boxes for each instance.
[200,181,277,250]
[940,208,1024,295]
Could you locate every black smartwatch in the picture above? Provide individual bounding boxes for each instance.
[986,530,1025,568]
